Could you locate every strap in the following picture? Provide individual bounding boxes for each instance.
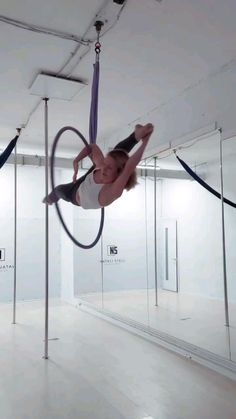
[175,154,236,209]
[0,135,18,169]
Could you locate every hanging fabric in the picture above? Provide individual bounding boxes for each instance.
[175,154,236,209]
[0,129,21,169]
[89,21,103,144]
[50,21,105,249]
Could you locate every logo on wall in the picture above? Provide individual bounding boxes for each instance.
[103,245,125,265]
[0,248,14,273]
[0,248,5,261]
[107,245,118,256]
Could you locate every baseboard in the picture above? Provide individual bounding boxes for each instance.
[75,298,236,382]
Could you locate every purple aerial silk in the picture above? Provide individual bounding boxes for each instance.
[89,61,100,144]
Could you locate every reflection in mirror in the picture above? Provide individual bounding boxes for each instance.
[102,175,149,326]
[0,165,14,305]
[222,136,236,362]
[147,131,231,359]
[73,131,235,364]
[74,207,103,310]
[0,165,61,329]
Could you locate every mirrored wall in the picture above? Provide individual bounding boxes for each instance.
[75,131,236,364]
[221,136,236,362]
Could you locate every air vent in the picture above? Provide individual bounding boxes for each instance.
[29,72,87,101]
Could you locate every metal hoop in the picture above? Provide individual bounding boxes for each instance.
[51,126,104,249]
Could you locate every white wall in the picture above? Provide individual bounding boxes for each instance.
[108,60,236,155]
[74,177,151,295]
[72,151,236,303]
[3,148,230,306]
[60,169,75,304]
[0,165,61,302]
[158,153,236,302]
[221,141,236,306]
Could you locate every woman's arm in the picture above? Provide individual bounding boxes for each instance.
[72,145,91,182]
[73,145,91,164]
[114,136,150,192]
[73,144,104,166]
[89,144,104,166]
[101,130,153,205]
[72,144,105,182]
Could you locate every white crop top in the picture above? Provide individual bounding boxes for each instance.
[76,170,103,209]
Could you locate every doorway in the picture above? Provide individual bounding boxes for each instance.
[157,218,178,292]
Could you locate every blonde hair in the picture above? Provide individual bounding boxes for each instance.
[107,149,138,191]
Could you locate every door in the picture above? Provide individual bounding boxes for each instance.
[158,218,178,292]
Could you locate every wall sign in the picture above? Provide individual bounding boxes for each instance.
[0,248,5,261]
[0,248,14,273]
[107,245,118,256]
[103,245,125,265]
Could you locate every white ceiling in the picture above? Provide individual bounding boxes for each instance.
[1,0,236,165]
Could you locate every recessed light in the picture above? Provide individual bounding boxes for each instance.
[137,165,161,171]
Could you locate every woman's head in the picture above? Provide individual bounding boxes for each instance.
[100,149,137,190]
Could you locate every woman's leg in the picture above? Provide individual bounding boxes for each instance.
[113,132,138,153]
[43,181,76,205]
[43,174,90,205]
[113,124,153,154]
[43,166,95,206]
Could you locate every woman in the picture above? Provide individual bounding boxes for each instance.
[44,123,154,209]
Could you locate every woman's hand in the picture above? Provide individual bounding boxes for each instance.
[142,131,153,145]
[141,124,154,146]
[72,172,77,183]
[72,161,79,183]
[135,123,154,141]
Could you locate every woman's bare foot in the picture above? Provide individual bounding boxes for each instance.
[134,124,144,141]
[42,196,53,205]
[42,191,59,205]
[135,123,154,141]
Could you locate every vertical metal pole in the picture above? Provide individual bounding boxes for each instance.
[44,98,49,359]
[154,157,158,306]
[219,132,230,327]
[101,234,104,309]
[12,143,17,324]
[144,161,150,326]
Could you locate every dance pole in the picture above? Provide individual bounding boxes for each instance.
[154,157,158,306]
[12,139,17,324]
[43,98,49,359]
[219,131,230,328]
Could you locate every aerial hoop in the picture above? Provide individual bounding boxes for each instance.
[51,23,104,249]
[50,126,105,249]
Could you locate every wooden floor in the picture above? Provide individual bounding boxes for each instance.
[0,300,236,419]
[80,289,236,361]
